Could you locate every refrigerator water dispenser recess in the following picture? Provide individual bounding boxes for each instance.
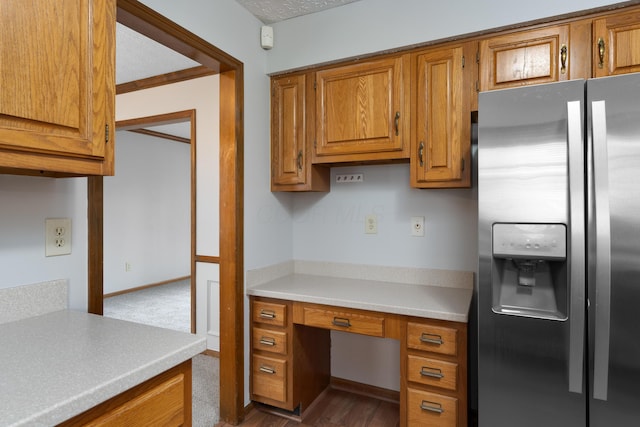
[491,223,568,321]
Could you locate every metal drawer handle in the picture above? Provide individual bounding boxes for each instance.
[420,366,444,379]
[420,333,444,345]
[259,365,276,375]
[420,400,444,414]
[259,309,276,319]
[332,317,351,328]
[259,337,276,346]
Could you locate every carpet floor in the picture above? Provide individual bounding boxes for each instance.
[103,279,219,426]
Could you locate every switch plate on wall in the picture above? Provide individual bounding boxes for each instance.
[411,216,425,237]
[45,218,71,257]
[365,214,378,234]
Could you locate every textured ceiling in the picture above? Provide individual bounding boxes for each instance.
[235,0,362,24]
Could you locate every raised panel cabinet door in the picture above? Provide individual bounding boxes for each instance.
[479,25,571,91]
[271,74,306,187]
[594,8,640,77]
[0,0,115,175]
[411,44,471,188]
[314,55,410,163]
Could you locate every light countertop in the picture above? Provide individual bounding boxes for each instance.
[0,310,206,427]
[247,273,473,323]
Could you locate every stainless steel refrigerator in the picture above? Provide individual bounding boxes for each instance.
[477,73,640,426]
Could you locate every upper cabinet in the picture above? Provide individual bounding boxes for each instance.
[313,55,410,164]
[479,22,591,91]
[271,73,329,192]
[593,8,640,77]
[410,42,475,189]
[0,0,115,176]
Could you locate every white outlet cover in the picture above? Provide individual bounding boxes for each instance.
[45,218,72,257]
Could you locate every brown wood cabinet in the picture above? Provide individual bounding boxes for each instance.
[403,319,467,427]
[479,22,591,92]
[410,42,475,189]
[271,73,329,191]
[313,55,410,164]
[59,360,192,426]
[0,0,116,177]
[593,8,640,77]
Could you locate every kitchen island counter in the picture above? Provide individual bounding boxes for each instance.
[0,310,206,427]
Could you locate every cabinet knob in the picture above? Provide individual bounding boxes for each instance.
[420,332,443,345]
[394,111,400,136]
[420,400,445,414]
[297,150,303,170]
[418,141,425,167]
[560,44,567,74]
[598,37,605,69]
[259,309,276,319]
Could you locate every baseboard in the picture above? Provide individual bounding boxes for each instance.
[330,376,400,404]
[104,276,190,298]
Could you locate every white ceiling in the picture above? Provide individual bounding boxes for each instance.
[116,1,362,138]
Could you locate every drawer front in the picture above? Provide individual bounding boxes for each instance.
[407,322,457,356]
[302,307,384,337]
[252,300,287,327]
[407,387,458,427]
[407,354,458,391]
[252,355,287,404]
[252,327,287,355]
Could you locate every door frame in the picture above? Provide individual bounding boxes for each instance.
[87,0,245,423]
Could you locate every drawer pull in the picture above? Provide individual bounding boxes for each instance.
[332,317,351,328]
[259,309,276,319]
[420,400,444,414]
[259,365,276,375]
[420,333,444,345]
[259,337,276,346]
[420,366,444,379]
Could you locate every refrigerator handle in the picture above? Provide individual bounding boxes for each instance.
[592,100,612,401]
[567,100,586,394]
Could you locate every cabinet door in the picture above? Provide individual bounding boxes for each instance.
[480,25,580,91]
[271,74,329,192]
[314,55,410,163]
[593,8,640,77]
[411,44,472,188]
[0,0,115,176]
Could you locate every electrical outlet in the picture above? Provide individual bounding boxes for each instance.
[125,262,132,272]
[365,214,378,234]
[336,173,364,183]
[411,216,425,237]
[45,218,72,256]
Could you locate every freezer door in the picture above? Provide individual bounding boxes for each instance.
[478,80,586,427]
[587,73,640,426]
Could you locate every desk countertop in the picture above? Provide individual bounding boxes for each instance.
[247,273,473,323]
[0,310,206,427]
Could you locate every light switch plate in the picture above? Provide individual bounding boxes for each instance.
[411,216,425,237]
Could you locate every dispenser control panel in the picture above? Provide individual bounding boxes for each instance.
[492,223,566,260]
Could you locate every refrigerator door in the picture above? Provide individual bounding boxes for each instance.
[478,80,586,427]
[587,73,640,426]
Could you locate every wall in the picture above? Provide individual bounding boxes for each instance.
[103,130,190,294]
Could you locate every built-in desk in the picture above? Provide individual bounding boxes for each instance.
[247,272,473,427]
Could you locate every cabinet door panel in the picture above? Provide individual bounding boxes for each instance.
[314,55,409,163]
[594,9,640,77]
[480,26,569,91]
[0,0,114,176]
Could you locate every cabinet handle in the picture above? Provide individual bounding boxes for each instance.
[332,317,351,328]
[297,150,303,170]
[259,337,276,346]
[394,111,400,136]
[420,332,444,345]
[259,365,276,375]
[560,44,567,74]
[420,366,445,379]
[598,37,605,69]
[420,400,444,414]
[259,309,276,319]
[418,141,425,167]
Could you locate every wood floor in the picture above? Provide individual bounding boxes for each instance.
[216,387,399,427]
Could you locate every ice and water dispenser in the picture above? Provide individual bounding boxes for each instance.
[491,223,568,321]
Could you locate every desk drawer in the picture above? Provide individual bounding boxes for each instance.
[407,322,457,356]
[407,387,458,427]
[407,354,458,391]
[302,307,384,337]
[252,327,287,355]
[252,355,287,404]
[252,300,287,327]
